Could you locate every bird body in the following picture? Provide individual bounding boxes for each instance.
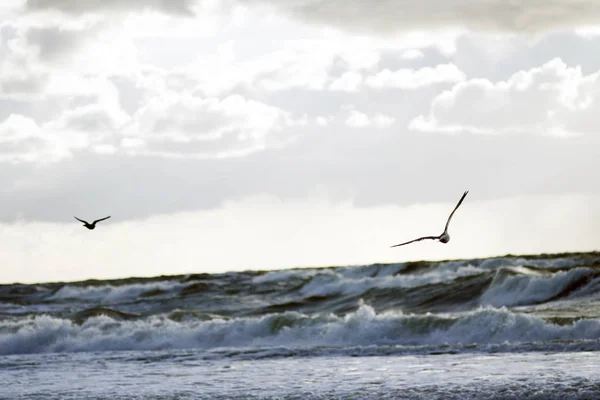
[74,216,111,230]
[438,231,450,243]
[391,191,468,248]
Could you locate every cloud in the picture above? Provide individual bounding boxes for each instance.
[0,91,307,163]
[329,71,362,92]
[315,116,333,126]
[246,0,600,35]
[410,58,600,136]
[328,64,465,92]
[24,1,600,37]
[401,49,424,60]
[0,19,135,100]
[179,31,460,96]
[366,64,466,90]
[345,109,394,129]
[0,114,73,163]
[0,24,48,98]
[124,93,305,158]
[25,0,600,35]
[25,25,90,62]
[25,0,197,16]
[0,102,129,163]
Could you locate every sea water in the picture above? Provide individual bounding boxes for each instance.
[2,252,600,398]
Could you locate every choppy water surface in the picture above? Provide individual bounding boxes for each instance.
[2,252,600,398]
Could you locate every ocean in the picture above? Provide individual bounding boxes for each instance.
[2,252,600,399]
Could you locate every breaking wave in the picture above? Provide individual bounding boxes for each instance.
[1,251,600,356]
[1,304,600,355]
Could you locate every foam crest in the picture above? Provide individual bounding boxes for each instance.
[252,268,328,284]
[479,257,582,270]
[252,263,407,285]
[49,281,183,303]
[480,267,595,307]
[299,265,485,297]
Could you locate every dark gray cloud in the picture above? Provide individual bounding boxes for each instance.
[22,0,600,34]
[1,124,599,222]
[0,73,46,96]
[25,26,91,62]
[242,0,600,34]
[25,0,196,16]
[0,23,103,99]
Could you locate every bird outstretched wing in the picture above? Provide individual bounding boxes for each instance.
[391,235,441,248]
[443,190,468,233]
[74,216,89,224]
[92,216,111,224]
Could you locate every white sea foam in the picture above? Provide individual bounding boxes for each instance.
[1,304,599,355]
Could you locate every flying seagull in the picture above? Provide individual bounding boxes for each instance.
[391,191,469,248]
[74,216,111,230]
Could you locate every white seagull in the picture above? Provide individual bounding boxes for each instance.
[391,191,469,248]
[74,216,111,230]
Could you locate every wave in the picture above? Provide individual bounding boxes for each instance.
[2,303,599,356]
[480,267,597,307]
[2,252,600,345]
[28,264,600,311]
[297,265,486,298]
[48,281,186,303]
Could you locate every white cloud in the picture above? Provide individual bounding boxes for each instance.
[315,116,333,126]
[0,114,70,163]
[401,49,424,60]
[346,109,394,129]
[0,6,466,165]
[124,93,303,158]
[366,63,466,90]
[174,28,462,97]
[0,103,129,163]
[345,110,370,128]
[0,68,134,162]
[575,26,600,38]
[411,58,600,136]
[0,77,306,162]
[372,113,395,128]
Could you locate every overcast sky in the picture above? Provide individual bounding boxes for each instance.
[1,0,599,283]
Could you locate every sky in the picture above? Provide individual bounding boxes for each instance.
[1,0,600,283]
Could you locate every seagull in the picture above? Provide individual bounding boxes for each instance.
[74,216,111,230]
[391,191,469,248]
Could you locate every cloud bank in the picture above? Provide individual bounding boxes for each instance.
[23,0,600,34]
[246,0,600,34]
[25,0,196,16]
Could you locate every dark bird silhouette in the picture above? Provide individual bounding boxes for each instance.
[391,191,468,248]
[74,216,111,230]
